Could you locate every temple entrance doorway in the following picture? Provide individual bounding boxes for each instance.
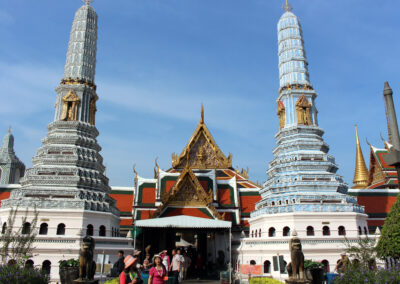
[135,216,232,280]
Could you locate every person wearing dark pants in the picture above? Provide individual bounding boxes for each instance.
[169,249,181,284]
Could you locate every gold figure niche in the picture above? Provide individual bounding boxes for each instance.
[296,94,312,125]
[60,89,80,121]
[89,96,97,125]
[277,100,286,129]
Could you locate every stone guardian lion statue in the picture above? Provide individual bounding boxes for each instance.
[288,230,305,281]
[78,236,96,281]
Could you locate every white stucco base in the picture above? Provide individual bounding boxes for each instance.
[0,207,133,282]
[237,212,378,281]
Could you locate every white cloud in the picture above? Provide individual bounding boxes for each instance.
[0,61,60,114]
[98,78,274,137]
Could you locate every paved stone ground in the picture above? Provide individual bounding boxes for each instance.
[182,280,220,284]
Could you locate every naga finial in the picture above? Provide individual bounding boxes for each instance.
[154,157,160,178]
[132,164,138,178]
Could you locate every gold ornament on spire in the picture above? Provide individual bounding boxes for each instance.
[352,125,369,189]
[200,104,204,124]
[84,0,94,6]
[284,0,292,12]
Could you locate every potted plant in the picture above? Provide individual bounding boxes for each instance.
[304,260,324,284]
[59,258,79,284]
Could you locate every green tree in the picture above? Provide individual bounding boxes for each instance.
[377,196,400,259]
[0,207,38,265]
[343,236,377,269]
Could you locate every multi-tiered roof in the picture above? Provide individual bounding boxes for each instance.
[133,108,261,230]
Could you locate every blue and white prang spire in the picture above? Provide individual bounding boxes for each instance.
[277,0,317,128]
[253,1,364,216]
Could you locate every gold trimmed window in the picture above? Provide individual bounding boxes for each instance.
[277,100,286,129]
[60,89,80,121]
[296,94,312,125]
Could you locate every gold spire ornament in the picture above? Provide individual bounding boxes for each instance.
[352,125,369,188]
[200,104,204,124]
[284,0,292,12]
[84,0,94,6]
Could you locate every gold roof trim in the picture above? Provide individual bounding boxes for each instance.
[154,166,222,219]
[171,106,232,169]
[352,125,369,188]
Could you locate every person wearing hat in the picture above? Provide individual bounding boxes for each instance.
[120,254,142,284]
[148,255,167,284]
[160,250,170,272]
[334,253,349,273]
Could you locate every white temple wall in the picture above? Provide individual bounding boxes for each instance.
[0,207,131,282]
[249,212,368,239]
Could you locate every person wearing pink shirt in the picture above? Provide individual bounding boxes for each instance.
[148,255,167,284]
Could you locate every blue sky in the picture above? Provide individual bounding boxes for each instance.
[0,0,399,187]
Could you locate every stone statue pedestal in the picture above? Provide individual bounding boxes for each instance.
[285,279,310,284]
[73,279,99,284]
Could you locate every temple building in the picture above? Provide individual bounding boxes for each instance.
[132,106,261,266]
[0,129,25,185]
[238,3,371,280]
[348,84,400,231]
[0,3,131,281]
[0,129,25,207]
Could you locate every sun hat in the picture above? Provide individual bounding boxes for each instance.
[152,254,162,263]
[124,255,137,269]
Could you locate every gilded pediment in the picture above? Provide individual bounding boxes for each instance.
[154,166,221,219]
[63,89,80,102]
[171,105,232,169]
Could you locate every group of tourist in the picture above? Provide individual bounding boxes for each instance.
[112,248,194,284]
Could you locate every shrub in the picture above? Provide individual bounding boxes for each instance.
[304,260,324,269]
[333,263,400,284]
[59,258,79,268]
[249,277,285,284]
[0,264,49,284]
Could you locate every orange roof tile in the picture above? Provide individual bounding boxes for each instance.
[240,195,261,213]
[110,193,133,213]
[120,219,132,226]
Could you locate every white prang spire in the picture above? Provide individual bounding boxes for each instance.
[277,8,310,88]
[63,4,98,83]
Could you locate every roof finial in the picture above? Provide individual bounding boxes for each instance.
[85,0,93,6]
[200,104,204,124]
[284,0,292,12]
[8,126,11,134]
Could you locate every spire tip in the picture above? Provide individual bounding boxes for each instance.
[284,0,292,12]
[200,104,204,124]
[355,124,360,145]
[384,81,393,96]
